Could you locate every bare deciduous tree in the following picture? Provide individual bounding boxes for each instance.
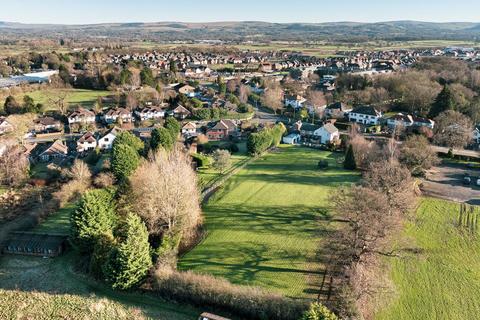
[261,83,284,115]
[129,147,202,256]
[0,144,29,187]
[433,110,473,149]
[399,135,440,176]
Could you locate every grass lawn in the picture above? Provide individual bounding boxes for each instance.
[0,253,199,320]
[32,203,77,235]
[180,145,359,298]
[197,142,249,189]
[376,198,480,320]
[12,88,113,111]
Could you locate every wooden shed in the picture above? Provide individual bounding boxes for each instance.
[2,232,67,257]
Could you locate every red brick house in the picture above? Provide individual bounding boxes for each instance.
[206,120,237,141]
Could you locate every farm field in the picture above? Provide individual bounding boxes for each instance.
[10,88,112,111]
[180,145,359,298]
[376,198,480,320]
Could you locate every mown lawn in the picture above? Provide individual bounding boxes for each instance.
[180,145,359,298]
[32,203,77,235]
[13,88,112,111]
[376,198,480,320]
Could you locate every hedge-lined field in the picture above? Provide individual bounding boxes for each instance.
[180,145,359,298]
[376,198,480,320]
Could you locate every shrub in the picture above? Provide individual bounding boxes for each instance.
[103,213,152,290]
[191,153,211,168]
[153,268,308,320]
[318,160,329,170]
[247,123,286,155]
[194,108,211,120]
[93,172,115,188]
[301,302,338,320]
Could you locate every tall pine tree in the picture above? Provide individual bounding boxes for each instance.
[71,188,116,252]
[104,213,152,290]
[429,85,455,118]
[111,143,139,181]
[343,144,357,170]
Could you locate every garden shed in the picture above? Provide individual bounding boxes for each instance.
[2,232,67,257]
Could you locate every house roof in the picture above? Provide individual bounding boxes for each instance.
[101,127,122,138]
[350,105,381,117]
[301,123,321,132]
[326,102,349,111]
[321,123,339,134]
[211,119,237,131]
[173,105,191,114]
[35,116,60,126]
[78,132,96,144]
[137,105,165,113]
[40,140,68,156]
[105,107,131,117]
[182,122,196,130]
[68,108,95,118]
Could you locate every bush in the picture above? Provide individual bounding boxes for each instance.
[165,117,181,140]
[247,123,286,155]
[191,153,211,168]
[113,131,144,154]
[237,103,254,113]
[301,302,338,320]
[194,108,211,120]
[153,268,308,320]
[317,160,329,170]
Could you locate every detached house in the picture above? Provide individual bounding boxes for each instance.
[324,102,351,119]
[68,108,96,124]
[33,117,62,133]
[171,105,191,120]
[0,117,14,135]
[181,122,197,136]
[348,105,382,126]
[98,127,122,150]
[284,94,306,110]
[135,105,165,121]
[103,107,133,124]
[412,116,435,129]
[39,140,68,162]
[175,84,196,97]
[386,113,414,129]
[206,120,238,141]
[77,132,97,153]
[313,123,340,144]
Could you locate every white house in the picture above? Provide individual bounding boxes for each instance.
[76,132,97,153]
[284,94,306,110]
[313,123,340,144]
[348,105,382,126]
[68,108,96,124]
[386,113,414,129]
[412,116,435,129]
[103,107,133,124]
[283,133,301,144]
[135,105,166,121]
[181,122,197,136]
[98,127,122,150]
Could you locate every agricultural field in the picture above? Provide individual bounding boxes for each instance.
[10,88,113,111]
[376,198,480,320]
[180,145,359,298]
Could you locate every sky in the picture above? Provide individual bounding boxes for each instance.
[1,0,479,24]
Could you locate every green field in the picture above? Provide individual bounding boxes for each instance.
[11,88,112,111]
[376,198,480,320]
[180,145,359,298]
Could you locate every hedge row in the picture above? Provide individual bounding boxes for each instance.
[247,123,286,155]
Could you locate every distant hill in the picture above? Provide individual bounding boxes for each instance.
[0,20,479,42]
